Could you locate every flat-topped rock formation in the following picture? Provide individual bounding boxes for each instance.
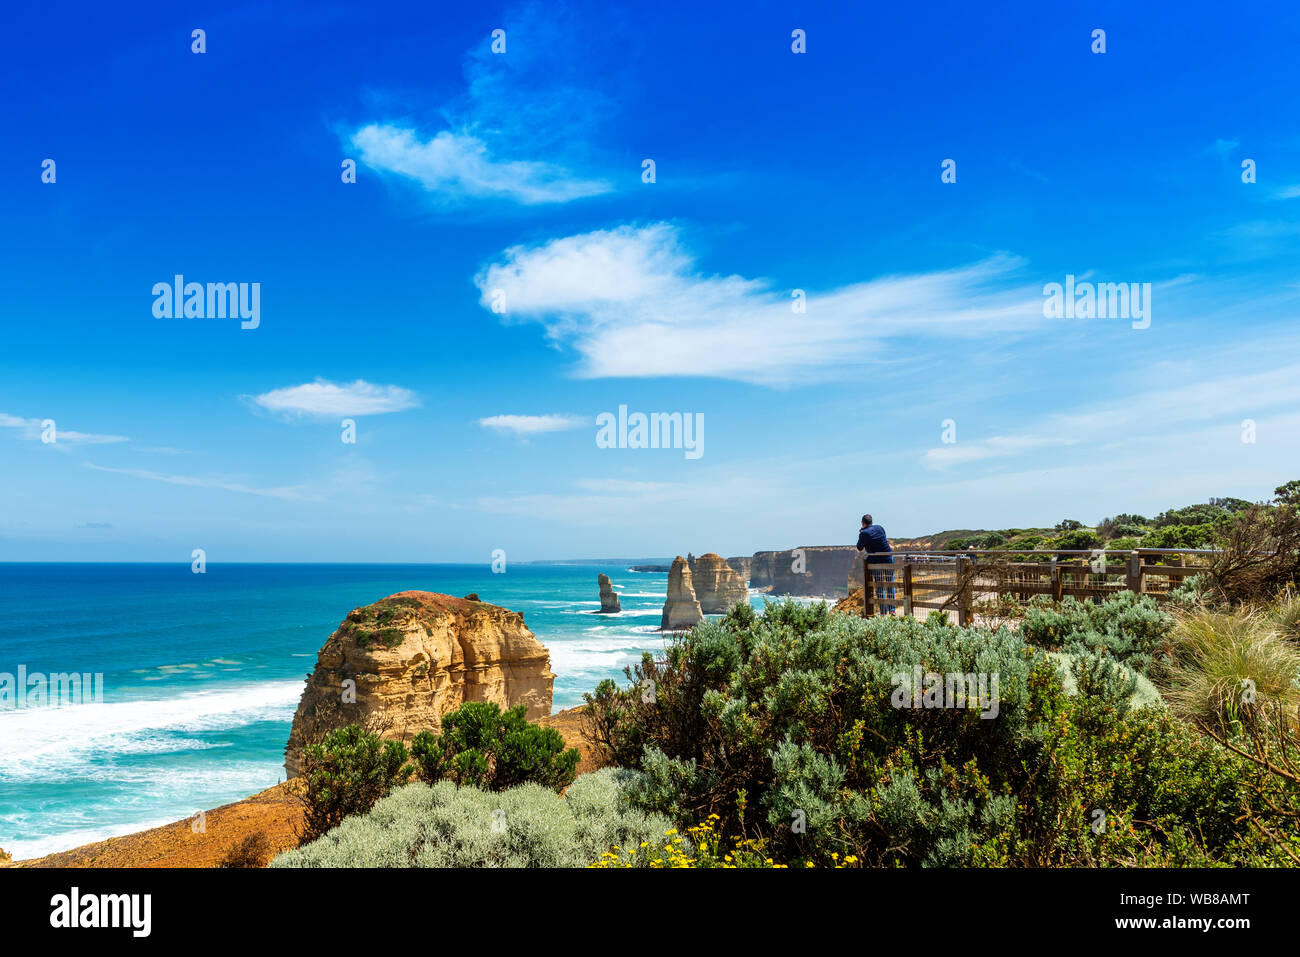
[597,573,621,613]
[692,552,749,613]
[284,591,554,777]
[660,556,703,631]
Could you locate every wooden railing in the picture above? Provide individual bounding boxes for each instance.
[858,548,1214,624]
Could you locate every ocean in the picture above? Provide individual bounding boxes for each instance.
[0,562,770,859]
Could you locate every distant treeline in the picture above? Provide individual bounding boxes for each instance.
[925,484,1300,552]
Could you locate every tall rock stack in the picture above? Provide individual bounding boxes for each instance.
[597,573,621,613]
[660,556,704,631]
[285,591,555,777]
[692,552,749,613]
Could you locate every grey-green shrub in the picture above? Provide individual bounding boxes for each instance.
[1045,650,1164,711]
[272,768,673,868]
[1019,591,1174,678]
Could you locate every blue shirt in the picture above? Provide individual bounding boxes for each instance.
[856,524,893,562]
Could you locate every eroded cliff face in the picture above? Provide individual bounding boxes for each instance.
[692,552,749,613]
[660,556,703,631]
[284,591,554,777]
[726,556,752,583]
[768,546,860,598]
[750,551,778,589]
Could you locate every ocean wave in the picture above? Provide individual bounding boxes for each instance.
[0,760,285,859]
[0,680,304,778]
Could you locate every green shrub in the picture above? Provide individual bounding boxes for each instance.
[297,724,412,844]
[1019,591,1175,678]
[1053,529,1103,550]
[410,701,579,792]
[1142,524,1217,549]
[1045,650,1163,712]
[584,599,1283,866]
[272,768,672,868]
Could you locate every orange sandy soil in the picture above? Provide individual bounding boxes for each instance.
[13,706,597,869]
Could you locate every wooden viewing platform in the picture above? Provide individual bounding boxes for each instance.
[858,547,1214,624]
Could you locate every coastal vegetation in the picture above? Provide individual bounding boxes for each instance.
[294,701,580,844]
[274,768,670,868]
[935,492,1258,554]
[274,483,1300,868]
[410,701,579,792]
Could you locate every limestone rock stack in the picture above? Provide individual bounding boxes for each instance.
[692,552,749,613]
[285,591,555,777]
[597,573,621,613]
[660,556,704,631]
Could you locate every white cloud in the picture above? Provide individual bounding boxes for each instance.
[0,413,129,445]
[352,125,611,205]
[475,223,1042,385]
[246,379,418,418]
[1274,185,1300,200]
[477,413,587,435]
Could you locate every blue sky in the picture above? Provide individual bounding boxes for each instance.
[3,0,1300,561]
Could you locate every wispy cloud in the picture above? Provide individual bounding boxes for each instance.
[476,223,1042,385]
[476,474,770,524]
[85,463,313,500]
[352,125,610,205]
[918,358,1300,472]
[477,413,587,435]
[245,379,418,418]
[921,435,1077,470]
[0,412,129,445]
[347,4,615,206]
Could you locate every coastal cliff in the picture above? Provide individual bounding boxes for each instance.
[754,546,863,598]
[767,546,860,598]
[749,551,778,588]
[692,552,749,613]
[284,591,554,777]
[725,555,752,582]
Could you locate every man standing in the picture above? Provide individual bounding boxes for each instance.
[856,514,896,613]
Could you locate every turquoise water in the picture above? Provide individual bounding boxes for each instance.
[0,562,762,859]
